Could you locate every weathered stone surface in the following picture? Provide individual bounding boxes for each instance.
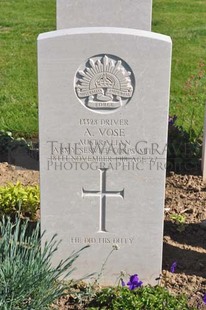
[57,0,152,30]
[38,27,172,285]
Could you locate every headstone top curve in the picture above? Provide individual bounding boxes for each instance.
[38,27,171,44]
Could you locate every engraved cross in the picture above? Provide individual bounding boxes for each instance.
[82,168,124,233]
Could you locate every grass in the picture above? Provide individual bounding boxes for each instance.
[0,0,206,138]
[153,0,206,138]
[0,0,56,137]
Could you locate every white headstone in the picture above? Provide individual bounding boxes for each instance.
[38,27,172,285]
[202,108,206,181]
[57,0,153,31]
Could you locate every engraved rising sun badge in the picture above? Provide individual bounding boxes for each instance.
[75,54,134,113]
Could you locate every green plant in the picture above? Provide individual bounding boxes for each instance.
[0,182,40,220]
[0,130,33,154]
[170,213,186,232]
[88,286,197,310]
[0,216,89,309]
[0,131,13,154]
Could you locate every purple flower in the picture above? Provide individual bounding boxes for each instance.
[120,278,125,287]
[170,261,177,273]
[203,294,206,304]
[127,274,143,290]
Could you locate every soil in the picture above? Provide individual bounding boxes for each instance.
[0,162,206,309]
[0,162,39,186]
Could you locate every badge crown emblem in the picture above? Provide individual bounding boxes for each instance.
[96,74,114,88]
[75,55,134,113]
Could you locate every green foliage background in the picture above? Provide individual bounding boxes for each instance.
[0,0,206,138]
[0,0,56,137]
[153,0,206,137]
